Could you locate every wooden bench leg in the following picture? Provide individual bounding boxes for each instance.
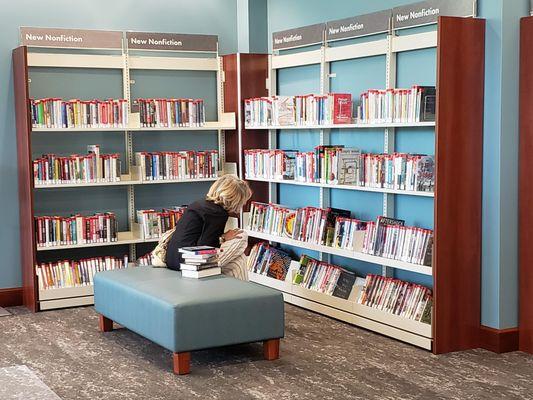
[263,338,280,360]
[173,352,191,375]
[98,314,113,332]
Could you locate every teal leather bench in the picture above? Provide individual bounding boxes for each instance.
[94,267,284,374]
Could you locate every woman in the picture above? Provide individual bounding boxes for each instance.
[165,175,252,280]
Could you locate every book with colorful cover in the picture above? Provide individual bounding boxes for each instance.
[266,248,292,280]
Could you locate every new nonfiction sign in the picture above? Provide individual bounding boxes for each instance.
[272,23,325,50]
[126,32,218,52]
[326,10,391,42]
[392,0,475,30]
[20,27,122,49]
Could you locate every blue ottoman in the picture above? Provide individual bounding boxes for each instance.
[94,267,284,374]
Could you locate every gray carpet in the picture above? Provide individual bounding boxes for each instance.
[0,305,532,400]
[0,365,61,400]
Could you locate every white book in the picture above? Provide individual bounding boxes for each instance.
[181,267,222,279]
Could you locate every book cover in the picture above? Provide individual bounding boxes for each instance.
[332,270,357,300]
[179,246,217,255]
[338,148,361,185]
[331,93,352,124]
[266,248,292,281]
[416,155,435,192]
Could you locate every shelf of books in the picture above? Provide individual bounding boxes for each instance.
[14,29,235,312]
[232,14,485,354]
[247,247,433,350]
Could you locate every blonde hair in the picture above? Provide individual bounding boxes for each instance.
[206,175,252,214]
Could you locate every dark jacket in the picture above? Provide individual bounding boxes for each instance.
[165,199,228,270]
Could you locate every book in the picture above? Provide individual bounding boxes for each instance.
[180,246,218,255]
[332,270,357,300]
[181,255,218,264]
[180,263,219,271]
[331,93,353,124]
[182,267,222,279]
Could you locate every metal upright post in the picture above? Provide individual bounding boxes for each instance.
[268,55,278,205]
[382,32,397,278]
[216,44,226,173]
[122,39,136,263]
[320,44,331,263]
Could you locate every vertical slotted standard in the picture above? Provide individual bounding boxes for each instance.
[382,33,397,278]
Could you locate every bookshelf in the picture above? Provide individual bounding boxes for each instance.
[13,32,236,312]
[231,16,485,354]
[519,16,533,354]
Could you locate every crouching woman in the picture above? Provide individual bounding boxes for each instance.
[164,175,252,280]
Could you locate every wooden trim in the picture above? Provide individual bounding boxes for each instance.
[263,338,280,360]
[173,352,191,375]
[433,17,485,354]
[0,287,23,307]
[98,314,114,332]
[519,16,533,354]
[13,46,38,313]
[479,326,519,353]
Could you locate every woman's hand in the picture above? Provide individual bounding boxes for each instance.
[222,229,243,242]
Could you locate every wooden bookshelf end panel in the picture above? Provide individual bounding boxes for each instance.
[434,17,485,354]
[13,46,38,312]
[519,16,533,354]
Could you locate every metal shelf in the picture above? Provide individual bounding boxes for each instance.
[245,230,433,276]
[245,121,435,130]
[245,176,434,198]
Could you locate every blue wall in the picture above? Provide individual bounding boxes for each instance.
[0,0,240,289]
[267,0,528,329]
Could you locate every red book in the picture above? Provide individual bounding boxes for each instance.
[331,93,352,124]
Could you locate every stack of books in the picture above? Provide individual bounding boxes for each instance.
[179,246,221,278]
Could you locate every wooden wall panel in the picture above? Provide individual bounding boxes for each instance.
[222,54,269,206]
[433,17,485,354]
[519,16,533,354]
[12,46,38,312]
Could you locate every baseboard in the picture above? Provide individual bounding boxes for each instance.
[479,325,519,353]
[0,287,23,307]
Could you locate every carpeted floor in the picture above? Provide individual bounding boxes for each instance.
[0,304,532,400]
